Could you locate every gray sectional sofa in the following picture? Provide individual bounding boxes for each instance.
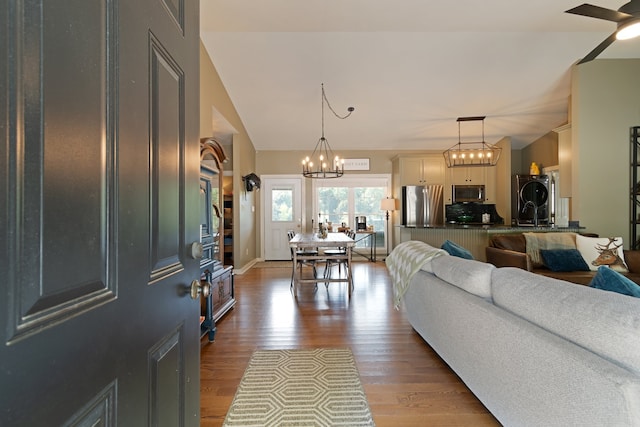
[399,252,640,426]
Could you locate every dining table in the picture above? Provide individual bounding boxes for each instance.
[288,232,355,297]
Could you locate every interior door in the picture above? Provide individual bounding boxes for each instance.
[1,1,201,425]
[263,177,303,260]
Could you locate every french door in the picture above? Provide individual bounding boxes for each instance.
[312,175,390,251]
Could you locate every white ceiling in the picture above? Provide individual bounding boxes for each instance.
[200,0,640,151]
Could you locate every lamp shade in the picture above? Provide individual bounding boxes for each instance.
[381,198,398,211]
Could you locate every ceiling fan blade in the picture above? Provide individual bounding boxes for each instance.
[577,31,618,64]
[565,4,632,22]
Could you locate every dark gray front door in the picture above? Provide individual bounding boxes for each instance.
[0,0,201,425]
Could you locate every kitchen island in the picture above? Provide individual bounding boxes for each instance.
[399,225,587,261]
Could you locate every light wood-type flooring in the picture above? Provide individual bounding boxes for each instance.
[200,261,500,426]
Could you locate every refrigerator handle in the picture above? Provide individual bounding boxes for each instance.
[423,186,429,225]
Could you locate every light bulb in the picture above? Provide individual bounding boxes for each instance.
[617,21,640,40]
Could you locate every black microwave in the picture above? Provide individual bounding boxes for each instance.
[452,185,485,203]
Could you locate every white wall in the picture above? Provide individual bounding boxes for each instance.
[571,59,640,242]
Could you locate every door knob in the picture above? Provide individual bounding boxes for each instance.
[190,241,203,259]
[190,279,211,300]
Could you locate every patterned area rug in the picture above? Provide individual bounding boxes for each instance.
[223,348,375,426]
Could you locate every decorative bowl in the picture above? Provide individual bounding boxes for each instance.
[457,215,474,223]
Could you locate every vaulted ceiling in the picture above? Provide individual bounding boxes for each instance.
[200,1,640,151]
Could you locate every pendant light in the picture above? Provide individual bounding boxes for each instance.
[302,84,354,179]
[443,116,501,168]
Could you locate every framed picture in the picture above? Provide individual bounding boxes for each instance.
[343,158,370,171]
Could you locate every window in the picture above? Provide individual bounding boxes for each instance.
[312,175,391,250]
[317,187,348,225]
[271,188,293,222]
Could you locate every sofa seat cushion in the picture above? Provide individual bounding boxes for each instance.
[492,267,640,374]
[532,269,595,285]
[531,268,640,287]
[431,256,494,299]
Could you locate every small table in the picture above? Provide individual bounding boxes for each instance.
[353,230,376,262]
[289,232,355,297]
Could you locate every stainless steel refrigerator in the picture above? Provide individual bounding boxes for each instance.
[402,185,444,226]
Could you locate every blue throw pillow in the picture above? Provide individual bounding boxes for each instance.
[539,249,590,272]
[589,266,640,298]
[441,240,473,260]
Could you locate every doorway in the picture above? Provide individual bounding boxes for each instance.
[262,176,305,260]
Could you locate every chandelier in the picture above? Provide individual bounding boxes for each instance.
[443,116,501,168]
[302,83,354,179]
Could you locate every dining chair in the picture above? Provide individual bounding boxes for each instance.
[287,230,319,289]
[322,229,355,287]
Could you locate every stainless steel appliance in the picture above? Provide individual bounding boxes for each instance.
[452,184,485,203]
[355,216,367,230]
[512,175,549,226]
[402,185,444,226]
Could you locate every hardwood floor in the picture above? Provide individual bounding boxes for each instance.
[200,261,500,426]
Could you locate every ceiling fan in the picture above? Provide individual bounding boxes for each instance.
[565,0,640,63]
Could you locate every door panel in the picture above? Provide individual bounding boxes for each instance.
[6,0,116,346]
[1,0,200,425]
[263,178,303,260]
[149,36,185,282]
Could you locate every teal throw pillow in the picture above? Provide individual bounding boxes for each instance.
[589,266,640,298]
[441,240,473,260]
[539,249,590,272]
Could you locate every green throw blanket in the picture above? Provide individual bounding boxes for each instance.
[386,240,448,309]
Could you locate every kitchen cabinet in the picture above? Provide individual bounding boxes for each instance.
[394,155,445,186]
[483,166,497,203]
[448,166,487,184]
[553,123,572,198]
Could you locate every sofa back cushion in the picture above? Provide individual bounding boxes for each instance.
[492,267,640,374]
[523,232,576,267]
[431,256,494,299]
[489,234,527,253]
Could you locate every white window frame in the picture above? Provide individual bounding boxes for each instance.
[311,174,392,247]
